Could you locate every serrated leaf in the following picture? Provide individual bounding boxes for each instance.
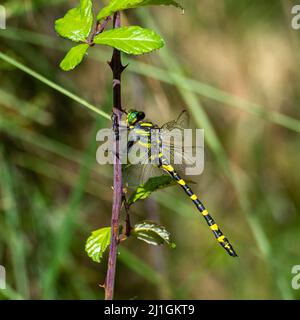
[85,227,111,263]
[128,175,176,205]
[55,0,93,42]
[97,0,183,21]
[93,26,164,55]
[132,221,176,248]
[60,44,89,71]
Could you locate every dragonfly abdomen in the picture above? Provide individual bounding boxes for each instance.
[158,154,237,257]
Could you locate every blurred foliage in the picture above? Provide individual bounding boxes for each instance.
[0,0,300,300]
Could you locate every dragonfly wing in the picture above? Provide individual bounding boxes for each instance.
[160,132,204,177]
[123,143,163,188]
[161,110,189,130]
[123,162,164,188]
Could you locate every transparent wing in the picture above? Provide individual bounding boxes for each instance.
[123,140,164,188]
[123,157,165,188]
[160,110,204,177]
[161,110,189,131]
[160,110,190,150]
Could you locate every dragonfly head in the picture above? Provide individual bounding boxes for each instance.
[126,110,145,126]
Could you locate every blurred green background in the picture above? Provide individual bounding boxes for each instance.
[0,0,300,299]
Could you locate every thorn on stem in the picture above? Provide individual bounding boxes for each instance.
[121,63,129,73]
[99,282,106,289]
[107,59,127,74]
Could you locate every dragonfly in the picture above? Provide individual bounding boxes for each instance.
[123,109,237,257]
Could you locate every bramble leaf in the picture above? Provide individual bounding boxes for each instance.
[60,44,89,71]
[55,0,93,42]
[93,26,164,55]
[132,221,176,248]
[85,227,111,263]
[97,0,183,21]
[128,175,175,205]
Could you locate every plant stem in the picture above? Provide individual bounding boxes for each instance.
[88,16,111,45]
[105,11,124,301]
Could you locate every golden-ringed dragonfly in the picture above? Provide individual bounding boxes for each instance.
[123,109,237,257]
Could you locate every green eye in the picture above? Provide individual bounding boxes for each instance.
[127,110,145,125]
[127,110,138,125]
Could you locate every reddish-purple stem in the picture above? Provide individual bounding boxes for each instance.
[88,16,111,45]
[105,11,124,301]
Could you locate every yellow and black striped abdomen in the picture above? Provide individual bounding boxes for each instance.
[159,155,237,257]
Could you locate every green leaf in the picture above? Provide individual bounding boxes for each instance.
[85,227,111,263]
[55,0,93,42]
[60,44,89,71]
[94,26,164,55]
[97,0,183,21]
[128,175,176,205]
[132,221,176,248]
